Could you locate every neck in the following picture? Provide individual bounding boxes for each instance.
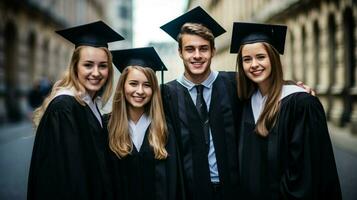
[258,82,270,97]
[184,69,211,84]
[128,107,145,124]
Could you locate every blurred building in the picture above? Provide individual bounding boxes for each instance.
[106,0,133,49]
[149,41,183,83]
[187,0,357,133]
[0,0,133,124]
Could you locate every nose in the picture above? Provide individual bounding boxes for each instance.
[251,58,259,68]
[136,84,144,94]
[92,66,100,76]
[193,49,201,59]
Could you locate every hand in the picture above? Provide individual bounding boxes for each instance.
[296,81,316,96]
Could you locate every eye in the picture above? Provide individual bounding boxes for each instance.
[99,63,108,68]
[129,82,138,86]
[242,57,252,63]
[257,55,266,60]
[184,47,194,53]
[143,83,151,88]
[200,46,209,52]
[83,63,93,68]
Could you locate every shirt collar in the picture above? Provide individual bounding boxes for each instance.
[177,70,218,91]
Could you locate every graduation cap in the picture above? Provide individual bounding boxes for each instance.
[111,47,167,73]
[230,22,287,54]
[111,47,167,84]
[56,21,124,48]
[160,6,226,41]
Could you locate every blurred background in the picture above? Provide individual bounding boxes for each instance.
[0,0,356,199]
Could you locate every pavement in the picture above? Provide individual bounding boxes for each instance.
[328,122,357,156]
[0,120,356,200]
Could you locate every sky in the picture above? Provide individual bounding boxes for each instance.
[133,0,188,47]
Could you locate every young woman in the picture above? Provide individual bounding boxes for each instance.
[107,47,182,200]
[230,22,342,199]
[27,21,124,200]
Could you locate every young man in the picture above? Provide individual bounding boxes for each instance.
[160,6,240,200]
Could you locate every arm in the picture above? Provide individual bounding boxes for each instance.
[28,98,89,200]
[280,94,341,200]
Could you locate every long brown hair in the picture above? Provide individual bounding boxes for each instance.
[236,42,284,137]
[32,46,114,129]
[108,66,168,159]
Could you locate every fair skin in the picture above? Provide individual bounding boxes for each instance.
[242,42,272,96]
[124,68,153,123]
[179,34,215,84]
[77,46,109,98]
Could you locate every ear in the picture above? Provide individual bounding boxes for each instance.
[178,48,183,59]
[211,47,216,57]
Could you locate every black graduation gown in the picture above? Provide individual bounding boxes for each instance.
[239,92,342,200]
[27,95,114,200]
[161,72,241,200]
[108,123,183,200]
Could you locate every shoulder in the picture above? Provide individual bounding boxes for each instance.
[283,92,324,112]
[161,80,179,96]
[46,95,81,113]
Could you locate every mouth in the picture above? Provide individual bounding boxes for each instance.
[132,96,146,102]
[88,78,102,85]
[251,69,264,76]
[191,61,205,68]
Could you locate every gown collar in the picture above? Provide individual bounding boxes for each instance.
[177,70,218,91]
[54,88,104,127]
[129,113,152,152]
[251,85,307,123]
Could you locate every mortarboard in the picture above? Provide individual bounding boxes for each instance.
[230,22,287,54]
[56,21,124,48]
[111,47,167,73]
[160,6,226,41]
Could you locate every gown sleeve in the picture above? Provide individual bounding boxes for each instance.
[27,97,91,200]
[280,94,342,200]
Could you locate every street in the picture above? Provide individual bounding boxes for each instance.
[0,121,357,200]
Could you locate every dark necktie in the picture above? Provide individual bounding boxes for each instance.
[195,85,210,150]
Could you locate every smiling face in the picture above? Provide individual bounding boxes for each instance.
[179,34,215,84]
[124,68,153,115]
[241,42,272,95]
[77,46,109,98]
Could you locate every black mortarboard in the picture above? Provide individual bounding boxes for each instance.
[160,6,226,41]
[56,21,124,48]
[111,47,167,73]
[230,22,287,54]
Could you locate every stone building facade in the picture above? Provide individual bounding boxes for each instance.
[0,0,133,124]
[187,0,357,133]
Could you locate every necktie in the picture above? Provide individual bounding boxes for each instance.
[195,85,210,150]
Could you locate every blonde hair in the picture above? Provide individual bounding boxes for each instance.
[32,46,114,129]
[108,66,168,159]
[236,42,284,137]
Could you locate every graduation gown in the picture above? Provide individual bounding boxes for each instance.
[107,121,183,200]
[27,95,114,200]
[239,92,342,200]
[161,72,241,200]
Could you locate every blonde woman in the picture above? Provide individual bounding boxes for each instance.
[27,21,124,200]
[230,22,341,199]
[107,47,182,200]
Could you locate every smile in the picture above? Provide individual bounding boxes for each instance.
[88,79,102,84]
[191,62,204,67]
[251,69,264,76]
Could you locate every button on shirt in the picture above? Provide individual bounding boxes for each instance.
[177,71,220,183]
